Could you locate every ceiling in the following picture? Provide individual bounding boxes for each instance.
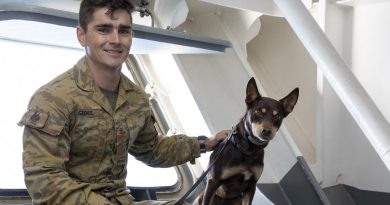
[0,0,231,53]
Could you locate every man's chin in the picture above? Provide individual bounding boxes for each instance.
[103,58,126,69]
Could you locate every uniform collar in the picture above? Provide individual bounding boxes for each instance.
[73,57,141,114]
[73,57,135,92]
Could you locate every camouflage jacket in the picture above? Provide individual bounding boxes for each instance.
[19,57,201,205]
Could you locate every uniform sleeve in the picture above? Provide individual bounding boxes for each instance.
[128,113,201,168]
[19,104,111,205]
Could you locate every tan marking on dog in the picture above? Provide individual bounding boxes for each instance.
[251,122,279,140]
[273,110,278,116]
[215,186,226,198]
[261,108,267,113]
[220,165,253,181]
[251,165,264,180]
[251,122,263,138]
[242,193,251,205]
[243,170,252,180]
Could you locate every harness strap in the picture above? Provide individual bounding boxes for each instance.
[174,134,233,205]
[175,123,267,204]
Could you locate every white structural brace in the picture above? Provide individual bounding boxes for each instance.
[272,0,390,171]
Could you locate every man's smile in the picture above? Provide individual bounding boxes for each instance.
[104,48,123,56]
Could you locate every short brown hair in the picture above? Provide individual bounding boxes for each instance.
[79,0,135,31]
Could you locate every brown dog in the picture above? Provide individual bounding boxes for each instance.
[193,77,299,205]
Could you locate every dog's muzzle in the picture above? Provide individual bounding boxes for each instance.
[245,120,268,145]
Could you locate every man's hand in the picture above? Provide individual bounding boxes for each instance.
[205,130,231,151]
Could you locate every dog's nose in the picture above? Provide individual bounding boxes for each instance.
[262,129,272,137]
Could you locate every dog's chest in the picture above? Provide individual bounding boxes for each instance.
[220,164,263,181]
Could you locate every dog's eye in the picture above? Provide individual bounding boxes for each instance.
[255,110,263,116]
[273,114,282,121]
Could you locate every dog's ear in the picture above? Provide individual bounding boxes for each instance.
[279,88,299,117]
[246,77,262,106]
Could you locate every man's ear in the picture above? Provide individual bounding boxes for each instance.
[76,26,86,47]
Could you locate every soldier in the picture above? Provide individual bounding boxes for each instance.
[18,0,229,204]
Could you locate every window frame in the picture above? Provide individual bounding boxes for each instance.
[0,21,182,199]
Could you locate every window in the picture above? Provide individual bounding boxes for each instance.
[0,37,84,189]
[136,54,212,170]
[123,54,213,186]
[0,20,179,189]
[0,19,211,192]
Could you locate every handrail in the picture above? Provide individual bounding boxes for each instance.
[272,0,390,171]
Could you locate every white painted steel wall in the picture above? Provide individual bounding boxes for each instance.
[320,0,390,192]
[174,1,302,184]
[169,0,390,193]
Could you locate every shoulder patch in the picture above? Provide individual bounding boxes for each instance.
[18,109,65,136]
[18,110,49,128]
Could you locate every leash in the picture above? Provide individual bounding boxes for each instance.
[174,132,234,205]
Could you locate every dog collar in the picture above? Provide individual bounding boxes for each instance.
[230,134,253,155]
[248,134,266,145]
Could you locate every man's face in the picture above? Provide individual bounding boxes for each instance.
[77,7,132,70]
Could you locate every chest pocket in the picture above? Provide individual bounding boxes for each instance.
[112,120,130,177]
[69,108,107,160]
[18,109,65,136]
[111,113,146,177]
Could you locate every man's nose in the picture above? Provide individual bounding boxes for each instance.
[109,31,120,43]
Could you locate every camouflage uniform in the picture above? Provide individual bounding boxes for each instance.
[19,57,201,205]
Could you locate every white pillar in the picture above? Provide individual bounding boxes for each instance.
[272,0,390,171]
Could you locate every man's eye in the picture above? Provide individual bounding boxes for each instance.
[97,28,110,33]
[119,29,132,35]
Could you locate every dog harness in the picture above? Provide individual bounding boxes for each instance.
[175,126,267,204]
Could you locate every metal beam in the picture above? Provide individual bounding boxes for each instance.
[272,0,390,171]
[0,10,231,54]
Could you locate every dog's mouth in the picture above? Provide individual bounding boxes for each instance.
[252,126,275,143]
[248,134,266,145]
[259,130,275,141]
[245,121,276,145]
[256,131,274,141]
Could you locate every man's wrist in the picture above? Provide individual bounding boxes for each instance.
[197,135,207,153]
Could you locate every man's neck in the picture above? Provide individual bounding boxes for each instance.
[86,58,121,91]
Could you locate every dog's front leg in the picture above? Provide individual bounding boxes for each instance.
[242,180,257,205]
[203,178,219,205]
